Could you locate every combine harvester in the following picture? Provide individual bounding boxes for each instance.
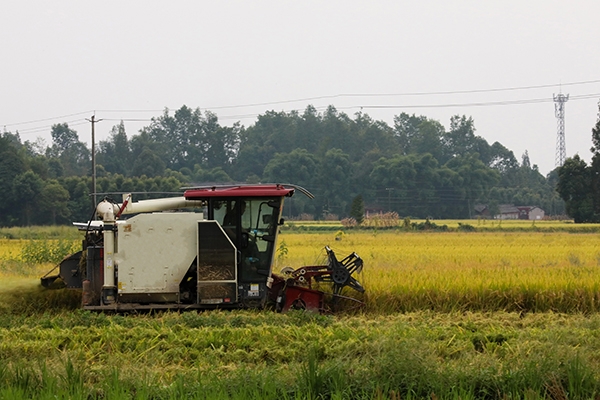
[42,184,364,313]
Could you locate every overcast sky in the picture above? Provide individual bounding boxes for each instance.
[2,1,599,175]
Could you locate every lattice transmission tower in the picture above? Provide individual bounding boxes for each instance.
[554,93,569,167]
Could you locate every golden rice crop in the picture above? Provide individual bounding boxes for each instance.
[0,239,78,280]
[288,218,600,232]
[0,239,25,261]
[277,231,600,313]
[3,230,600,313]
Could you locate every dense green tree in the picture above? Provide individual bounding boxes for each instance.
[11,171,43,225]
[46,123,90,176]
[354,112,400,160]
[39,180,71,225]
[393,113,428,155]
[434,166,464,218]
[315,148,352,217]
[589,103,600,218]
[132,147,166,177]
[369,153,442,217]
[203,112,241,170]
[98,121,131,176]
[489,142,519,177]
[263,149,318,216]
[192,165,232,184]
[444,153,500,218]
[0,133,27,225]
[410,120,445,161]
[556,155,594,222]
[234,110,300,182]
[234,106,398,185]
[349,146,383,204]
[137,106,240,173]
[295,106,322,153]
[0,104,572,225]
[442,116,475,160]
[370,155,418,195]
[135,106,198,169]
[350,195,365,224]
[318,106,354,156]
[61,176,92,221]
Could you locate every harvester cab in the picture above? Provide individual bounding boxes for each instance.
[41,184,365,313]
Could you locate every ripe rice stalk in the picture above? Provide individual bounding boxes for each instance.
[279,231,600,313]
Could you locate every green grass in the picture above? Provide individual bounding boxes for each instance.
[0,310,599,399]
[0,225,82,240]
[3,227,600,398]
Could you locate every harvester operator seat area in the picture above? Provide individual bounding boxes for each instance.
[215,200,246,244]
[213,198,280,282]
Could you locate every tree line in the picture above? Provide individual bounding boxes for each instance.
[0,104,564,226]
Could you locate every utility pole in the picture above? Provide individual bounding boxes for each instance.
[86,114,102,209]
[385,188,394,212]
[554,93,569,167]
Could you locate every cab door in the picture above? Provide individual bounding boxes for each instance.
[210,197,283,307]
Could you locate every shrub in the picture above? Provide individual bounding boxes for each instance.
[457,222,476,232]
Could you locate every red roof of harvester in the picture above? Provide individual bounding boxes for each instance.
[184,184,294,200]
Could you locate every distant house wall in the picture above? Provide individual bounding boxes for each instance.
[474,204,490,218]
[496,205,545,220]
[528,207,545,220]
[518,208,529,220]
[498,211,519,220]
[494,204,545,220]
[496,204,519,220]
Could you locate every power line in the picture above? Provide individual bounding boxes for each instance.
[354,93,600,110]
[3,111,93,128]
[3,79,600,134]
[14,120,88,136]
[15,92,598,136]
[95,109,164,113]
[102,118,153,122]
[192,78,600,110]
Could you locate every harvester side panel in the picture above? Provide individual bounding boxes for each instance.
[116,212,201,300]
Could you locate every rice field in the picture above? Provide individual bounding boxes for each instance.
[0,239,24,262]
[2,229,600,398]
[286,218,600,232]
[276,231,600,313]
[2,231,600,313]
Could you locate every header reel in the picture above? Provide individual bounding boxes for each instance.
[270,246,365,313]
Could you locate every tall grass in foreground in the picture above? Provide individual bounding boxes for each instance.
[0,311,600,399]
